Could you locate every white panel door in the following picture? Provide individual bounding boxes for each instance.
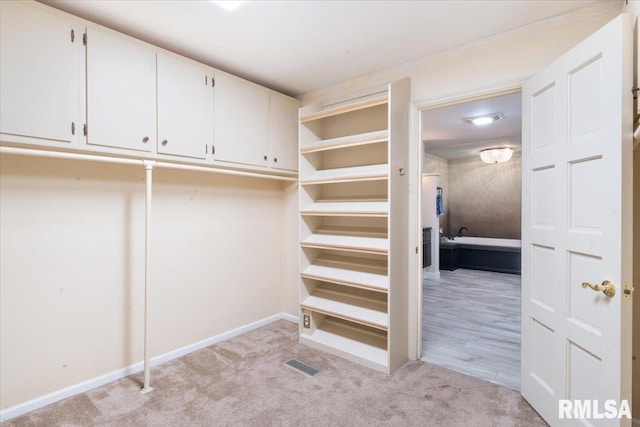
[86,27,155,152]
[0,1,83,144]
[157,53,213,160]
[214,73,269,167]
[268,95,300,171]
[521,14,632,426]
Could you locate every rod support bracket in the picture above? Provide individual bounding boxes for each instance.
[143,160,156,171]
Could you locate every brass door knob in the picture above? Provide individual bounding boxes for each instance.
[581,280,616,297]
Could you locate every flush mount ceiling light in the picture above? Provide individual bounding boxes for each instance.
[480,147,513,164]
[463,113,504,126]
[212,1,245,11]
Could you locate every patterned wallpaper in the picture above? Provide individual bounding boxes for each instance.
[446,152,521,239]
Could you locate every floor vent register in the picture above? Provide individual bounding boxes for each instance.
[284,358,320,377]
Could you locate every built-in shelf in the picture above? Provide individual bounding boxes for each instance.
[299,94,388,123]
[301,287,388,331]
[300,200,388,217]
[300,233,388,255]
[298,79,409,374]
[300,130,388,154]
[301,257,388,293]
[300,317,388,370]
[301,163,388,185]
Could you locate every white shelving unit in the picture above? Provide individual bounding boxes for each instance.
[298,79,410,373]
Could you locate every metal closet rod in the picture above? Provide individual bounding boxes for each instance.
[0,146,298,182]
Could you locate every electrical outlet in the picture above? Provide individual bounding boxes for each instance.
[303,314,310,329]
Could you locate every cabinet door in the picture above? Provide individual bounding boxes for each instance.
[268,95,299,171]
[157,53,213,159]
[86,27,155,152]
[214,74,269,167]
[0,2,83,144]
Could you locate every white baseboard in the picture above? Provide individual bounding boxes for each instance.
[279,312,298,323]
[0,312,297,422]
[424,271,440,280]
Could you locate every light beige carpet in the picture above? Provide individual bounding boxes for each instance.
[4,320,547,426]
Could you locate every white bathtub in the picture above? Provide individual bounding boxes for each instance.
[445,236,521,248]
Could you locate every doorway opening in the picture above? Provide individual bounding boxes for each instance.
[419,90,522,390]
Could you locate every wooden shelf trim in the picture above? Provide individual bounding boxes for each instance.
[301,318,388,367]
[301,263,388,292]
[300,95,388,123]
[300,200,388,217]
[301,163,388,185]
[300,130,389,154]
[301,288,388,331]
[300,233,388,255]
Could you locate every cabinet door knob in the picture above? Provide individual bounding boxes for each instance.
[162,139,168,146]
[273,157,278,163]
[263,155,268,161]
[142,136,149,143]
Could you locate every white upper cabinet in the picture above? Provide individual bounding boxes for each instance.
[0,1,84,144]
[86,27,155,152]
[157,53,214,160]
[269,95,300,171]
[2,1,298,176]
[214,73,270,167]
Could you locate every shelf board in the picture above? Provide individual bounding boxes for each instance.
[301,163,388,185]
[300,95,388,123]
[300,130,389,154]
[300,200,388,217]
[300,317,388,370]
[300,233,388,255]
[301,288,387,331]
[301,260,389,292]
[316,226,387,239]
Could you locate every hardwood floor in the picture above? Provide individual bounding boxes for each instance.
[421,268,521,390]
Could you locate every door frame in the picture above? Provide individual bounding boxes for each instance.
[410,76,636,403]
[409,79,528,360]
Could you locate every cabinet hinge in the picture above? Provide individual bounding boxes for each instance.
[71,122,75,135]
[205,145,208,154]
[212,145,215,155]
[71,29,75,43]
[205,76,207,86]
[212,77,215,88]
[83,33,87,46]
[83,124,87,136]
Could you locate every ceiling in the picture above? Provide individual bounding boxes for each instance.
[422,92,522,160]
[39,0,607,97]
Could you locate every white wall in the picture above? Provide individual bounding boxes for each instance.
[423,153,449,235]
[302,2,622,106]
[280,181,299,315]
[0,155,285,409]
